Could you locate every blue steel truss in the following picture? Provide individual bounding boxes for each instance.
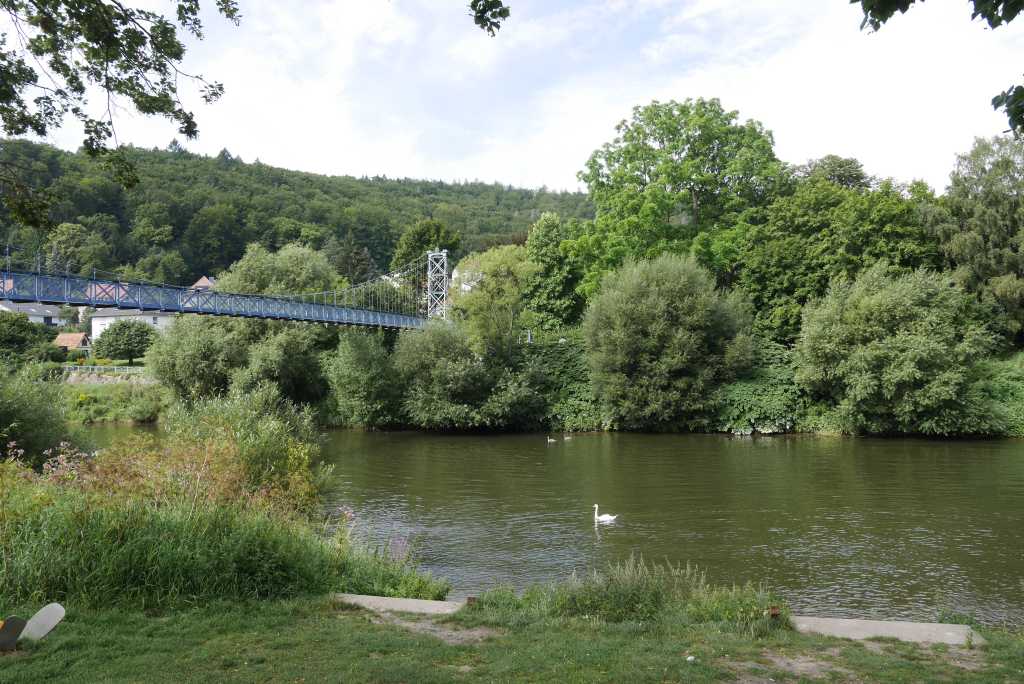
[0,270,425,329]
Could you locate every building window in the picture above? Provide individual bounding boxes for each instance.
[43,316,53,326]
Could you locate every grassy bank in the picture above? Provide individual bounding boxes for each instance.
[1,596,1021,683]
[1,386,448,612]
[62,382,170,424]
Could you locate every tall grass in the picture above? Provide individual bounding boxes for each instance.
[0,383,449,609]
[461,556,788,637]
[0,367,82,467]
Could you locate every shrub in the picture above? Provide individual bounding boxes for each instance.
[795,264,1001,435]
[583,254,753,431]
[62,383,170,424]
[231,326,331,406]
[0,369,80,468]
[403,323,546,431]
[66,348,88,363]
[322,330,403,428]
[714,340,802,435]
[147,316,248,399]
[528,329,605,431]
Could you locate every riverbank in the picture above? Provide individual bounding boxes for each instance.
[2,596,1021,682]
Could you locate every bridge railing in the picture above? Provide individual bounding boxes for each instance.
[0,270,426,329]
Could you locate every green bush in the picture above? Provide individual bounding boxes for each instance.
[323,330,403,428]
[0,369,80,467]
[528,329,605,431]
[795,264,1002,435]
[393,322,544,430]
[147,316,247,399]
[66,349,88,363]
[583,254,754,431]
[714,341,802,435]
[976,352,1024,437]
[62,383,170,424]
[231,326,332,406]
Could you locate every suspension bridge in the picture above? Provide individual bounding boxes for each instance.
[0,250,449,330]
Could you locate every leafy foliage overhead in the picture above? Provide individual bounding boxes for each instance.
[856,0,1024,134]
[0,0,240,225]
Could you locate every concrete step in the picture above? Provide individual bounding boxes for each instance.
[791,615,983,646]
[334,593,465,615]
[333,594,984,646]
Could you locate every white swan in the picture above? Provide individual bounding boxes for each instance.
[593,504,617,524]
[563,434,573,441]
[547,436,557,443]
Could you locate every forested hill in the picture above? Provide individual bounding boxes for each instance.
[0,139,593,283]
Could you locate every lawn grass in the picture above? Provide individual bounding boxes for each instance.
[1,597,1022,683]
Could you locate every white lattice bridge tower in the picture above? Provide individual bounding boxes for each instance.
[426,250,449,319]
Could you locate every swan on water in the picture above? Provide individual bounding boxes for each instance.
[547,436,557,443]
[563,434,573,441]
[593,504,617,523]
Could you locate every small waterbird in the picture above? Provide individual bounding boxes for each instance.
[547,436,556,443]
[593,504,618,524]
[563,434,573,441]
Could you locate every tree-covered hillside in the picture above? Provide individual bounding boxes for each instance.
[0,139,593,284]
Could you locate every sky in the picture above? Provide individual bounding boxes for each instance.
[35,0,1024,193]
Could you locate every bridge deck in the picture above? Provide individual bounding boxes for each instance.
[0,270,425,329]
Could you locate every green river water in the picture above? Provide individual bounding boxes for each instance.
[90,426,1024,625]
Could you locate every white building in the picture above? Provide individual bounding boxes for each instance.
[91,309,177,340]
[0,300,70,327]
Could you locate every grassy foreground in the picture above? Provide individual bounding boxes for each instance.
[1,597,1022,683]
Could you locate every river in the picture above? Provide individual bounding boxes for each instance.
[321,431,1024,625]
[87,425,1024,625]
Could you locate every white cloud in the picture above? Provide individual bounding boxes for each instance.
[26,0,1024,194]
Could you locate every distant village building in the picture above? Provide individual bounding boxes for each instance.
[0,300,69,327]
[54,332,90,352]
[191,276,217,291]
[91,309,177,340]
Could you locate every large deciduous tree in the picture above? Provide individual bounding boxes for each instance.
[451,244,539,365]
[93,318,156,365]
[929,136,1024,341]
[523,212,585,329]
[733,174,941,342]
[565,98,784,297]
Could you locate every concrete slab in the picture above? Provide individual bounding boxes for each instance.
[791,615,983,646]
[334,593,465,616]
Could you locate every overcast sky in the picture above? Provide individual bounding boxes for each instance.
[39,0,1024,193]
